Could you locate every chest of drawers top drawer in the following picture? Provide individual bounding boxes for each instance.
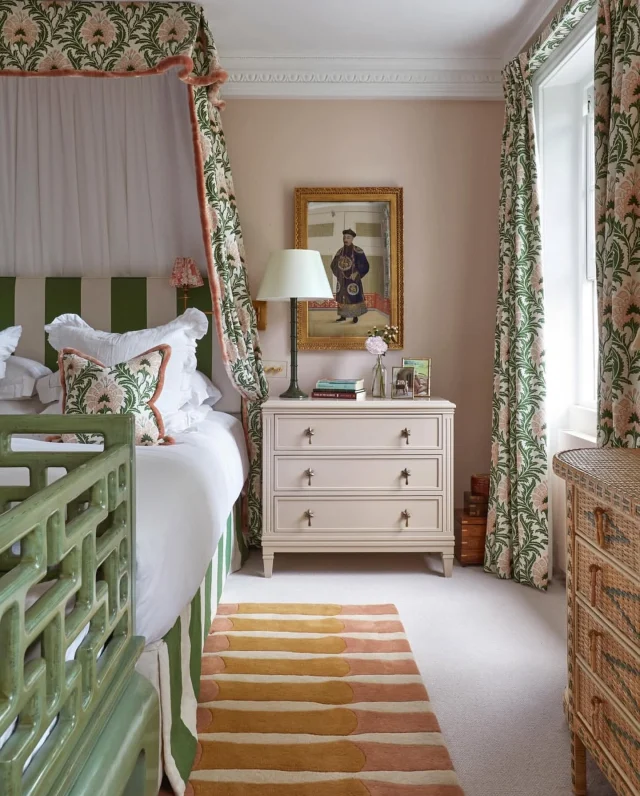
[576,491,640,575]
[272,413,443,452]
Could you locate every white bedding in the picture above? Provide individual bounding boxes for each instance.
[2,411,248,644]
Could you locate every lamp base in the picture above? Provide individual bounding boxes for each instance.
[279,383,308,400]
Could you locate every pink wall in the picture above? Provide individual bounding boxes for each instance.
[223,99,504,504]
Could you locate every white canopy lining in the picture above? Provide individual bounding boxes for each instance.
[0,69,207,276]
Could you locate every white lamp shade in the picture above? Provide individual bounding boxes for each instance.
[257,249,334,301]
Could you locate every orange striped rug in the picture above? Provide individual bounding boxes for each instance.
[187,603,463,796]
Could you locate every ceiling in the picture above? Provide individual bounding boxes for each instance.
[203,0,561,100]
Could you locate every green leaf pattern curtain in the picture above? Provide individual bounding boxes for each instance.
[595,0,640,448]
[485,0,597,590]
[0,0,268,544]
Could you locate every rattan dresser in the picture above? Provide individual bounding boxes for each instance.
[553,448,640,795]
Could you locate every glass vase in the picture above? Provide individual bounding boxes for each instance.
[371,355,387,399]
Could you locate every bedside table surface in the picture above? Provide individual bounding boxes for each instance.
[263,397,456,410]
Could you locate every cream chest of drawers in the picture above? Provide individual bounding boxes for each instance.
[553,448,640,795]
[261,397,456,577]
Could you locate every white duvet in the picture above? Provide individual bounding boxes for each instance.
[2,411,248,644]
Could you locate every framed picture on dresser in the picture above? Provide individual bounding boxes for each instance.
[403,358,431,397]
[294,187,404,351]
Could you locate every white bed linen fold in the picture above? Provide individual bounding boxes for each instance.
[1,411,248,644]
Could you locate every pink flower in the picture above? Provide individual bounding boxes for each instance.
[3,10,38,47]
[531,553,548,589]
[622,63,640,109]
[85,377,125,413]
[38,49,71,71]
[215,165,228,193]
[531,409,545,440]
[81,11,116,48]
[115,48,147,72]
[612,282,640,328]
[530,339,544,367]
[498,404,510,433]
[158,13,189,44]
[365,336,388,356]
[617,173,640,215]
[207,204,218,232]
[531,481,548,513]
[491,441,500,466]
[199,131,212,163]
[224,339,238,364]
[497,475,510,504]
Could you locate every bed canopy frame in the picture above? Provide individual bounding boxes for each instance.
[0,0,268,544]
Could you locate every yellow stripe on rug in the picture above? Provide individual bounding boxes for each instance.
[187,604,464,796]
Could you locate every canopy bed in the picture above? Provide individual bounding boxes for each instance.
[0,2,267,793]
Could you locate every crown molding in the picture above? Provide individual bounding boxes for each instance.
[220,57,504,100]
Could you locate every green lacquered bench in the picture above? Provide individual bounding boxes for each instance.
[0,415,159,796]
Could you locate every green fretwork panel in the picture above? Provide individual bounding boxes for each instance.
[0,415,155,795]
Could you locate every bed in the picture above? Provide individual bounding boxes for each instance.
[0,278,250,794]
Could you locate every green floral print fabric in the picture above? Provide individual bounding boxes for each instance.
[485,0,597,590]
[595,0,640,447]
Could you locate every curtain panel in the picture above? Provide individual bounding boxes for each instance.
[485,0,597,590]
[0,0,268,544]
[595,0,640,448]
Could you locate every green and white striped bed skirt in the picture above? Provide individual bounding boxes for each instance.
[137,508,243,795]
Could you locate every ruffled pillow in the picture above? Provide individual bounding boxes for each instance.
[59,346,172,446]
[0,326,22,379]
[45,309,207,434]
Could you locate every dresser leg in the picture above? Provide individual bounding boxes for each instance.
[263,553,274,578]
[571,730,587,795]
[442,553,454,578]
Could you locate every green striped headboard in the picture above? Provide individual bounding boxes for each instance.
[0,276,214,379]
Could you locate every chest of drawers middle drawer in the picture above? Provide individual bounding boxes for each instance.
[273,455,443,493]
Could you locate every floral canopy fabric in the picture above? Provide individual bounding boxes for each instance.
[485,0,596,590]
[0,0,268,544]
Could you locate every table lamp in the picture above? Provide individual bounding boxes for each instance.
[257,249,333,399]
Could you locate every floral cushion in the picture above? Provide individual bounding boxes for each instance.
[59,346,172,446]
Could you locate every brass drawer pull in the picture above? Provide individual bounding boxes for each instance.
[401,468,411,485]
[594,507,608,547]
[401,428,411,445]
[304,509,314,527]
[589,564,602,607]
[588,630,602,673]
[591,696,604,742]
[304,427,315,445]
[401,509,412,528]
[304,468,315,486]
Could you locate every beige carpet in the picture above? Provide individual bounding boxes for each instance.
[217,552,615,796]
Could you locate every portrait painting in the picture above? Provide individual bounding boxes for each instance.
[402,358,431,398]
[295,187,403,350]
[392,366,414,399]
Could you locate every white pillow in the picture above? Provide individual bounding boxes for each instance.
[45,309,208,434]
[36,371,63,405]
[0,397,45,415]
[183,371,222,410]
[0,326,21,379]
[0,356,52,400]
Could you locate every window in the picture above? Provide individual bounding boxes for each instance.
[579,84,598,407]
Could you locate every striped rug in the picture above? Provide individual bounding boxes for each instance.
[187,603,463,796]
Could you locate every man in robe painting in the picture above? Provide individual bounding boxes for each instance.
[330,229,370,323]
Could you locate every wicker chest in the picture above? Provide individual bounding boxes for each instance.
[553,448,640,795]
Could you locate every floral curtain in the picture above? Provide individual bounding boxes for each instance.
[0,0,268,543]
[595,0,640,448]
[485,0,597,590]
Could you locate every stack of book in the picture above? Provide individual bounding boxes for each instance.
[311,379,366,400]
[454,473,490,566]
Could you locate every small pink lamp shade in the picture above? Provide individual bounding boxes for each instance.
[170,257,204,288]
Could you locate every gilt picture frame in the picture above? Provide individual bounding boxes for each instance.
[295,187,404,351]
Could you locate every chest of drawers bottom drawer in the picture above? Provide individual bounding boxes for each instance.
[576,663,640,792]
[270,496,445,535]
